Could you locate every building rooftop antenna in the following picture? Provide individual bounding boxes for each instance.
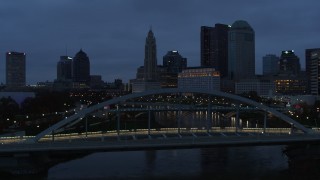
[65,45,68,56]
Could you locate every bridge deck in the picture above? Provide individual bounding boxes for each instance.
[1,131,320,155]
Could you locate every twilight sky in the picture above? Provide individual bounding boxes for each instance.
[0,0,319,84]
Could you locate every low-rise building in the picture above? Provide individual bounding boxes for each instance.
[178,67,220,91]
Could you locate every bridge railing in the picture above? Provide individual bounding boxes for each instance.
[1,126,314,145]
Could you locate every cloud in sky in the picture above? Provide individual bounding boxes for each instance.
[0,0,319,84]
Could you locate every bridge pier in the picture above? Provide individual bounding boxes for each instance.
[177,110,181,134]
[117,106,120,136]
[51,130,55,142]
[148,106,151,136]
[235,105,240,133]
[85,117,88,138]
[207,102,212,133]
[290,124,294,134]
[263,111,267,134]
[177,93,182,135]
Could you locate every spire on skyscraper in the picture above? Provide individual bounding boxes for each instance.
[144,28,157,80]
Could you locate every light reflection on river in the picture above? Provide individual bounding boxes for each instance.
[48,146,291,179]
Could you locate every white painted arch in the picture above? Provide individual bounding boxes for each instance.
[31,88,313,142]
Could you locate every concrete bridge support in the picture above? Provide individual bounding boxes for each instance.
[236,105,240,133]
[263,111,267,134]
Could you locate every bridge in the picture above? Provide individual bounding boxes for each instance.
[0,88,320,174]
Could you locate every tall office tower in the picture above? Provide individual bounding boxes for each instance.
[310,50,320,95]
[163,50,187,73]
[228,20,255,81]
[6,51,26,87]
[72,49,90,83]
[200,24,229,77]
[306,48,320,94]
[201,26,214,67]
[263,54,279,76]
[144,29,158,80]
[279,50,300,75]
[57,56,72,81]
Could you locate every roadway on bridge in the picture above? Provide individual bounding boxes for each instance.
[1,128,320,155]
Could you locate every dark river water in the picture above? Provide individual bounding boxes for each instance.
[44,145,316,180]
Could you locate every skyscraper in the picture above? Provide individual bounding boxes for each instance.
[57,56,72,81]
[309,50,320,96]
[72,49,90,83]
[228,20,255,81]
[163,50,187,73]
[279,50,300,75]
[306,48,320,94]
[159,50,188,88]
[263,54,279,76]
[6,51,26,87]
[131,29,161,93]
[144,29,158,80]
[201,26,214,68]
[200,24,229,77]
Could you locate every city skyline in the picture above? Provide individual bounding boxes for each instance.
[0,0,320,84]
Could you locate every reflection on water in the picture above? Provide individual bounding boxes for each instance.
[155,111,257,129]
[47,146,294,179]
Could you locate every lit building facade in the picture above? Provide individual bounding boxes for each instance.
[274,78,307,95]
[178,68,220,91]
[228,20,255,81]
[201,24,229,77]
[6,51,26,87]
[263,54,279,76]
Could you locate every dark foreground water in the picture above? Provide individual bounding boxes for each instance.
[42,145,318,180]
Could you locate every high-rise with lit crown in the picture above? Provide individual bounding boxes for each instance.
[144,29,158,80]
[228,20,255,81]
[57,56,72,81]
[6,51,26,87]
[163,50,187,73]
[279,50,300,75]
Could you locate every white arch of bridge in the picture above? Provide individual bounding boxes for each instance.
[31,88,313,142]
